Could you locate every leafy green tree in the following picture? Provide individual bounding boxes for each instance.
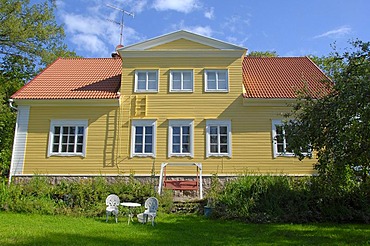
[0,0,77,178]
[309,54,344,80]
[247,50,278,57]
[285,40,370,184]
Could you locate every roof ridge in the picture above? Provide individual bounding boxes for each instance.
[244,56,307,59]
[58,57,121,60]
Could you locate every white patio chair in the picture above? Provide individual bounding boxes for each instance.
[137,197,158,226]
[106,194,120,223]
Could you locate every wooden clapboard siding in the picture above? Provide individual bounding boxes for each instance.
[22,106,120,175]
[118,50,316,176]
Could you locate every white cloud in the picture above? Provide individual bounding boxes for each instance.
[63,14,104,35]
[187,26,213,36]
[71,34,108,55]
[314,26,352,39]
[131,0,148,13]
[171,21,213,37]
[153,0,200,13]
[225,36,249,47]
[222,15,250,33]
[204,7,214,19]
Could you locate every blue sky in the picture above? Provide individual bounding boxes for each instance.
[47,0,369,58]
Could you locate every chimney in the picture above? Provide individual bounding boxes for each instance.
[111,44,124,58]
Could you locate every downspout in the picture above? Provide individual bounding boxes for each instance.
[8,99,18,111]
[8,99,17,184]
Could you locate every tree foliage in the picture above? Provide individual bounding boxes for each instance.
[0,0,77,178]
[247,50,278,57]
[285,40,370,184]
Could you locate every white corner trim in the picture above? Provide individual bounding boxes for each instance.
[10,105,30,177]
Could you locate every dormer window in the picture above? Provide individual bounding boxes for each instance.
[135,70,159,93]
[204,69,228,92]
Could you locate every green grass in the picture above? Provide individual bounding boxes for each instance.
[0,212,369,245]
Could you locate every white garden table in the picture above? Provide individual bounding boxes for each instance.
[120,202,141,224]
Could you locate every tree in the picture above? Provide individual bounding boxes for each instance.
[0,0,77,178]
[285,40,370,183]
[247,51,278,57]
[309,54,345,81]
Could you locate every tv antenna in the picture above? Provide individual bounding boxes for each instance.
[106,3,134,45]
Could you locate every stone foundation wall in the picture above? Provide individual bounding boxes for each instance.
[11,175,237,201]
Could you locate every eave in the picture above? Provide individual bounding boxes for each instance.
[13,98,120,107]
[242,98,297,107]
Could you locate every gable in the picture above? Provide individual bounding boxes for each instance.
[118,30,246,58]
[120,30,245,51]
[148,38,217,50]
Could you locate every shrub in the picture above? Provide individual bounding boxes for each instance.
[0,176,164,217]
[214,174,370,223]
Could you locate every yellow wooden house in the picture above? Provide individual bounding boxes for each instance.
[9,30,330,184]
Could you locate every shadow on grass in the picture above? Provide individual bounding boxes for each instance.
[2,214,370,245]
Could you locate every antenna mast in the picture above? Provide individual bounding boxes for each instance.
[106,3,134,45]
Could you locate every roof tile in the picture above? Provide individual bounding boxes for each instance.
[243,57,331,99]
[11,58,122,100]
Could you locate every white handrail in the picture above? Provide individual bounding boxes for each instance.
[158,162,203,199]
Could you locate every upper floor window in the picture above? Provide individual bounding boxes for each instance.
[170,70,193,92]
[168,120,194,157]
[272,120,311,158]
[48,120,88,157]
[204,70,228,92]
[131,120,156,157]
[135,70,158,92]
[206,120,232,157]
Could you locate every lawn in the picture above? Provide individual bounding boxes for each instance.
[0,212,369,245]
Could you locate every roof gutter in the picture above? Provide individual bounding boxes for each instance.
[8,99,17,111]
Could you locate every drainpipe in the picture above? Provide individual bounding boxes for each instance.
[8,99,17,111]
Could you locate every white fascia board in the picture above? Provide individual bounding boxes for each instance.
[119,30,246,51]
[14,99,120,107]
[121,50,246,58]
[243,98,297,107]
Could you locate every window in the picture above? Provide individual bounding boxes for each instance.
[272,120,311,158]
[48,120,88,157]
[170,70,193,92]
[135,70,158,92]
[204,70,228,92]
[168,120,194,157]
[131,120,156,157]
[206,120,232,157]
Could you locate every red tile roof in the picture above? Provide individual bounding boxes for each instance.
[12,56,330,101]
[243,57,331,99]
[11,58,122,100]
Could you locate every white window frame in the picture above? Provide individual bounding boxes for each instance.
[131,119,156,157]
[48,120,88,157]
[168,120,194,157]
[169,70,194,92]
[204,69,229,92]
[206,120,232,157]
[134,70,159,93]
[272,119,311,158]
